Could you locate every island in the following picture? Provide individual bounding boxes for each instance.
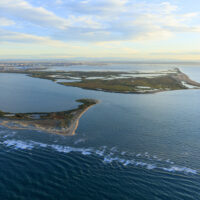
[1,64,200,135]
[0,99,98,135]
[1,63,200,94]
[24,68,200,94]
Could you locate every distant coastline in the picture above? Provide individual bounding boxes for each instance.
[1,66,200,94]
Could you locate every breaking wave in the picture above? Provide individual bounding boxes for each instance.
[0,138,197,175]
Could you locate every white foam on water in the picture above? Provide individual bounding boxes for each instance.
[1,139,197,175]
[103,156,119,163]
[3,139,34,150]
[102,156,151,170]
[123,160,132,166]
[0,130,16,139]
[81,150,92,155]
[51,145,73,153]
[110,147,117,152]
[95,149,105,156]
[162,166,197,174]
[50,144,92,155]
[165,159,174,165]
[3,135,11,138]
[74,139,86,145]
[153,155,158,159]
[146,164,156,170]
[32,141,48,148]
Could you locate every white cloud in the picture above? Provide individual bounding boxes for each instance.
[55,0,63,5]
[0,0,105,30]
[129,7,200,40]
[0,17,15,26]
[47,0,200,42]
[0,29,69,47]
[0,0,69,29]
[63,0,129,14]
[67,15,103,29]
[0,0,200,44]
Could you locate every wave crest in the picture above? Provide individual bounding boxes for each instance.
[1,139,197,175]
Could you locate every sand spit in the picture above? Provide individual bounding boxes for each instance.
[0,99,98,135]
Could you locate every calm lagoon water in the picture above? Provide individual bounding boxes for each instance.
[0,64,200,199]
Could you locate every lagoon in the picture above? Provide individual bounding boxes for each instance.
[0,64,200,199]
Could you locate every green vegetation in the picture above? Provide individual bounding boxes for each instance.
[0,99,97,120]
[0,110,6,117]
[0,99,98,135]
[61,76,186,93]
[26,71,132,82]
[76,98,99,106]
[24,69,192,93]
[1,67,200,94]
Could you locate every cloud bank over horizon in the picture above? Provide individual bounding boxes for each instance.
[0,0,200,61]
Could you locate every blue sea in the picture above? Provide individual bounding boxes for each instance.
[0,63,200,199]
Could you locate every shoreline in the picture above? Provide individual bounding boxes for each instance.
[69,104,97,135]
[1,68,200,94]
[59,70,200,94]
[0,99,99,135]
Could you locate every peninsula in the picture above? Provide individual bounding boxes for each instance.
[1,64,200,93]
[1,64,200,135]
[26,68,200,94]
[0,99,98,135]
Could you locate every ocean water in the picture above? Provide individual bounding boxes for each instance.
[0,64,200,199]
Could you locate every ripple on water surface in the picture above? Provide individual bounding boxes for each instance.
[0,129,200,199]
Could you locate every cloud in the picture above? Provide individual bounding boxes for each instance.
[0,29,69,47]
[61,0,129,15]
[150,51,200,56]
[67,15,103,29]
[0,17,15,26]
[47,0,200,42]
[0,0,104,30]
[0,0,69,29]
[55,0,63,5]
[0,0,200,44]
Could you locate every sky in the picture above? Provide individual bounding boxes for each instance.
[0,0,200,61]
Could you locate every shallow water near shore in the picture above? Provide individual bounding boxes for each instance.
[0,64,200,199]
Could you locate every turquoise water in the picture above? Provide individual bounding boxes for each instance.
[0,64,200,199]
